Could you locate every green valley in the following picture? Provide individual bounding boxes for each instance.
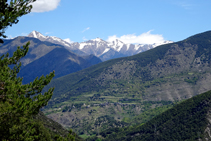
[87,89,211,141]
[42,31,211,138]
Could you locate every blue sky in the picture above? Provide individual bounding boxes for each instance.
[5,0,211,44]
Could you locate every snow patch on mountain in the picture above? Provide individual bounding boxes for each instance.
[79,43,89,50]
[152,41,174,48]
[28,31,72,48]
[101,48,110,55]
[92,37,103,42]
[27,31,174,61]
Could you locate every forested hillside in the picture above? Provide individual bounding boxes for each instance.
[43,31,211,137]
[86,90,211,141]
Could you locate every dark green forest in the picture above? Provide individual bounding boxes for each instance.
[86,90,211,141]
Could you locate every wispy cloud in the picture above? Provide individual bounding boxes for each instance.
[63,38,74,44]
[7,35,13,39]
[171,0,195,10]
[83,37,88,41]
[177,2,193,10]
[107,30,165,44]
[21,33,28,36]
[82,27,90,33]
[45,32,53,35]
[31,0,61,13]
[7,32,27,39]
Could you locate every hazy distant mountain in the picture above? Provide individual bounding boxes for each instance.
[81,54,103,66]
[0,36,102,84]
[28,31,71,47]
[28,31,173,61]
[18,48,96,84]
[0,36,64,66]
[28,31,87,56]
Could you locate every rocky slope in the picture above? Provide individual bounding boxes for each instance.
[28,31,173,61]
[45,30,211,102]
[0,36,102,84]
[42,31,211,136]
[88,90,211,141]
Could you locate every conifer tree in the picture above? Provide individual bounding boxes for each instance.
[0,0,36,43]
[0,0,76,140]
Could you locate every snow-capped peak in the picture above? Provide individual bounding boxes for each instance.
[152,40,174,48]
[26,31,174,62]
[108,39,126,52]
[28,31,46,39]
[27,31,72,48]
[112,39,124,45]
[92,37,104,42]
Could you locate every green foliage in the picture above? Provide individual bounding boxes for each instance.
[42,29,211,135]
[95,90,211,141]
[85,103,173,140]
[184,76,199,84]
[55,129,76,141]
[0,34,57,140]
[185,31,211,63]
[0,0,80,140]
[0,0,36,42]
[131,103,174,125]
[43,31,211,110]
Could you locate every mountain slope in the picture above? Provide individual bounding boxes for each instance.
[81,54,103,66]
[45,30,211,103]
[41,31,211,136]
[27,31,173,61]
[0,36,102,84]
[90,89,211,141]
[28,31,87,56]
[34,112,83,141]
[68,38,172,61]
[0,36,63,66]
[18,47,96,84]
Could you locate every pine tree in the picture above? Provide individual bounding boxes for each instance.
[0,1,76,140]
[0,0,36,43]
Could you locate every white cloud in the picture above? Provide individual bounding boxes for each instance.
[21,33,28,36]
[31,0,61,13]
[170,0,195,10]
[7,35,13,39]
[83,37,88,41]
[107,30,165,44]
[45,32,52,35]
[176,2,193,10]
[82,27,90,33]
[63,38,74,44]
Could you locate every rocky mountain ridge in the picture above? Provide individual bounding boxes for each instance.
[28,31,173,61]
[42,30,211,136]
[0,36,102,84]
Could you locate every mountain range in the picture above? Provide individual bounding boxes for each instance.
[28,31,173,61]
[0,36,102,84]
[3,30,211,139]
[42,30,211,136]
[0,30,172,84]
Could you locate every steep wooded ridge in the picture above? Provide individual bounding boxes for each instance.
[0,36,102,84]
[34,112,83,141]
[88,90,211,141]
[42,31,211,136]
